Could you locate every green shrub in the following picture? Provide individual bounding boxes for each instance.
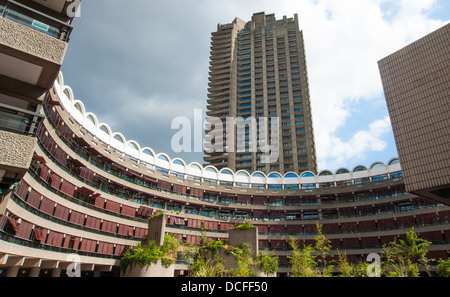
[120,235,179,273]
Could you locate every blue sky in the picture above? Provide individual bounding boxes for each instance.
[61,0,449,173]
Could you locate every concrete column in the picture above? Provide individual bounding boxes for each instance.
[5,266,19,277]
[51,268,61,277]
[29,267,41,277]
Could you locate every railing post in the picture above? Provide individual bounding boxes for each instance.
[1,2,8,17]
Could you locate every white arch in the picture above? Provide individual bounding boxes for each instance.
[284,172,300,179]
[187,162,203,177]
[71,100,85,124]
[85,113,98,125]
[250,171,267,184]
[318,170,333,176]
[170,158,187,173]
[97,123,113,144]
[125,140,141,159]
[335,168,351,175]
[62,86,74,102]
[141,147,155,165]
[235,170,251,183]
[56,72,64,87]
[156,153,170,162]
[300,171,316,178]
[370,161,386,170]
[111,133,126,152]
[219,168,235,182]
[388,158,400,165]
[203,166,219,180]
[126,140,140,151]
[352,165,368,172]
[84,112,99,135]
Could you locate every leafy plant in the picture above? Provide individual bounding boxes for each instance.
[288,236,318,277]
[234,221,256,230]
[314,223,333,277]
[258,251,279,276]
[436,258,450,277]
[381,228,431,277]
[228,243,255,277]
[337,252,371,277]
[120,234,179,273]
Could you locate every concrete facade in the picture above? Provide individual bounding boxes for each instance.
[0,130,36,171]
[379,23,450,205]
[205,12,317,175]
[143,213,166,246]
[228,227,259,257]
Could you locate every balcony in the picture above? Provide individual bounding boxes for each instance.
[0,0,73,100]
[0,102,43,136]
[1,0,73,41]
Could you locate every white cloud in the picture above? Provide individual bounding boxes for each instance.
[321,116,392,170]
[284,0,448,170]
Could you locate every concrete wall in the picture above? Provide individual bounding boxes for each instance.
[142,213,166,246]
[0,130,36,173]
[228,227,259,257]
[121,260,175,277]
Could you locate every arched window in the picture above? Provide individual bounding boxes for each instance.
[389,158,400,165]
[268,173,281,178]
[336,168,350,174]
[285,173,298,178]
[301,172,314,178]
[353,166,368,172]
[319,171,332,176]
[370,162,385,169]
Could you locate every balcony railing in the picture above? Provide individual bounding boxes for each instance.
[0,103,44,137]
[0,0,73,42]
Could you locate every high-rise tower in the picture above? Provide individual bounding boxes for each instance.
[204,12,317,175]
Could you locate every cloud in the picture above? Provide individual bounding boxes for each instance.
[322,116,392,170]
[61,0,449,171]
[290,0,447,170]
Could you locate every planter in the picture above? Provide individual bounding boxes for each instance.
[228,227,259,257]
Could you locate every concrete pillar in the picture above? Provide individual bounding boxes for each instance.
[51,269,61,277]
[5,266,19,277]
[143,213,166,246]
[228,226,259,257]
[29,267,41,277]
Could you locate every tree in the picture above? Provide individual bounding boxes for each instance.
[337,252,371,277]
[228,243,255,277]
[382,228,431,277]
[314,223,333,277]
[258,251,279,277]
[436,258,450,277]
[186,237,226,277]
[288,236,319,277]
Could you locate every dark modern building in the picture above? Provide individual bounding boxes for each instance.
[204,12,317,175]
[379,23,450,206]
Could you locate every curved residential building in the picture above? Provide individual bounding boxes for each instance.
[0,5,449,277]
[0,72,448,277]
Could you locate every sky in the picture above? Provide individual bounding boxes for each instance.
[60,0,449,173]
